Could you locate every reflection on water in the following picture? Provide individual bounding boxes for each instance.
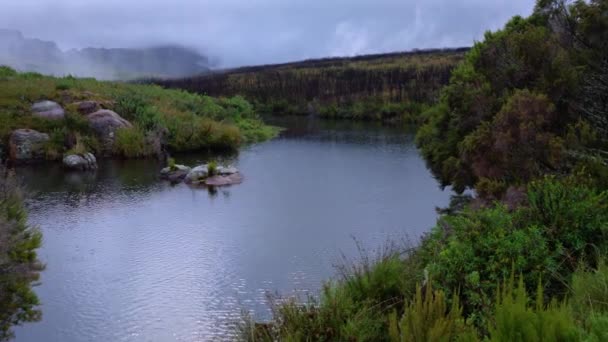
[14,117,452,342]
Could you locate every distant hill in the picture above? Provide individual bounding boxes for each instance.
[0,29,210,80]
[154,48,469,120]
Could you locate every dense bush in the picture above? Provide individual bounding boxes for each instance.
[421,176,608,324]
[0,168,43,341]
[113,126,152,158]
[415,0,608,194]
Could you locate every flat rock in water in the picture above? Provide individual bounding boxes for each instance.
[216,166,239,175]
[204,173,243,187]
[31,100,65,120]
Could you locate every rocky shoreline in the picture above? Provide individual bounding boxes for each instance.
[6,99,138,166]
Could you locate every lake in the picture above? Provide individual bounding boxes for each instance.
[14,117,452,341]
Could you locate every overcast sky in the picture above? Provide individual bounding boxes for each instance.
[1,0,535,67]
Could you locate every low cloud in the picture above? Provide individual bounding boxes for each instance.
[0,0,535,68]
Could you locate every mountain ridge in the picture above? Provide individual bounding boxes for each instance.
[0,29,210,80]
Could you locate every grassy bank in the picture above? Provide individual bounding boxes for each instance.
[243,0,608,340]
[0,66,277,161]
[154,49,467,123]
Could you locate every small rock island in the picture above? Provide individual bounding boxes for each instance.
[160,162,242,187]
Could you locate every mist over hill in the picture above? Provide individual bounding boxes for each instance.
[0,29,210,80]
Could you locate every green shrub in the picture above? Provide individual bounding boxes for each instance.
[421,176,608,325]
[210,124,242,150]
[488,276,580,341]
[168,157,177,171]
[0,168,43,341]
[0,66,17,78]
[134,105,163,131]
[526,177,608,275]
[44,128,66,160]
[113,126,151,158]
[207,161,217,176]
[113,92,148,121]
[55,81,72,91]
[423,204,551,325]
[571,260,608,317]
[584,314,608,342]
[389,282,478,342]
[475,178,508,201]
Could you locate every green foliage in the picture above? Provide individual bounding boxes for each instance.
[488,275,580,341]
[415,4,593,194]
[207,161,218,176]
[389,282,478,342]
[571,260,608,317]
[584,313,608,342]
[0,66,17,78]
[419,176,608,326]
[55,79,73,91]
[526,176,608,277]
[0,168,43,341]
[423,204,550,325]
[167,157,177,171]
[44,128,66,160]
[460,91,564,187]
[113,126,151,158]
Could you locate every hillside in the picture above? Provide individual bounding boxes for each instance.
[155,48,468,122]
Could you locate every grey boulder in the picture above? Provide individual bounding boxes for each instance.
[184,165,209,184]
[8,129,49,163]
[85,110,132,151]
[160,164,192,182]
[31,100,65,120]
[76,101,100,115]
[63,153,97,171]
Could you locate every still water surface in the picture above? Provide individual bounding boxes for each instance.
[14,118,452,341]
